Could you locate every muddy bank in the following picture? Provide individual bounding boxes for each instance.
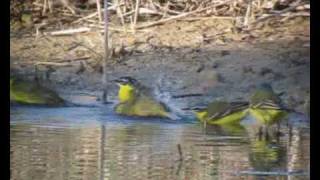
[10,17,310,113]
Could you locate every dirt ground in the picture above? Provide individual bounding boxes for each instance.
[10,16,310,113]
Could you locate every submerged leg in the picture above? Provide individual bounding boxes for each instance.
[288,125,293,146]
[276,121,282,141]
[203,120,207,133]
[265,126,270,141]
[258,126,263,140]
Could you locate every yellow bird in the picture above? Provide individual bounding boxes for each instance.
[249,83,288,126]
[113,77,172,118]
[10,77,65,106]
[191,101,249,127]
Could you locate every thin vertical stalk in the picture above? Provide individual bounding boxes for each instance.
[244,0,252,28]
[96,0,102,23]
[132,0,140,34]
[102,0,109,103]
[116,0,127,33]
[42,0,47,15]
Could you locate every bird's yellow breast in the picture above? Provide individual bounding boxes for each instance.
[118,84,136,102]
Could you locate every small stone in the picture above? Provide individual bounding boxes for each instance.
[126,59,137,67]
[95,65,103,74]
[193,48,201,53]
[242,66,255,74]
[124,46,134,55]
[196,64,205,73]
[273,72,286,81]
[113,46,124,57]
[75,50,86,57]
[212,62,219,69]
[267,36,275,41]
[76,62,86,74]
[69,77,78,84]
[161,46,172,53]
[125,36,136,46]
[180,48,193,54]
[291,59,307,66]
[259,67,273,76]
[148,37,161,47]
[303,43,310,47]
[215,38,226,45]
[221,50,230,56]
[135,43,153,53]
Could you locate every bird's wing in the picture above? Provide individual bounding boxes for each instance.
[207,111,228,120]
[207,102,249,120]
[229,102,249,111]
[251,99,283,110]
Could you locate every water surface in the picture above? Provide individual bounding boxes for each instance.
[10,105,310,180]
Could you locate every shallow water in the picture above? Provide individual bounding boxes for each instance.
[10,105,310,180]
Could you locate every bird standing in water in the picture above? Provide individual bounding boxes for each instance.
[10,77,65,106]
[249,83,289,137]
[191,101,249,128]
[113,77,173,119]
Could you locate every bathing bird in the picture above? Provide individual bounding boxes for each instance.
[191,101,249,128]
[249,83,288,126]
[249,83,289,137]
[10,77,65,106]
[113,77,173,118]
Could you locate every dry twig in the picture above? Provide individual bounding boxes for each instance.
[45,27,91,36]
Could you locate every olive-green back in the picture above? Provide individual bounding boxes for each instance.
[250,89,280,105]
[10,78,65,106]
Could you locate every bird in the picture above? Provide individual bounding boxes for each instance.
[191,101,249,128]
[112,76,173,118]
[249,83,288,126]
[10,77,65,106]
[112,76,153,103]
[248,83,289,137]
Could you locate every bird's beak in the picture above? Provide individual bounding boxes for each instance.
[111,79,120,83]
[111,79,123,86]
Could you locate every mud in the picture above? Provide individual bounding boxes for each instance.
[10,17,310,113]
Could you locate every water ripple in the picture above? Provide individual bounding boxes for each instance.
[10,106,310,180]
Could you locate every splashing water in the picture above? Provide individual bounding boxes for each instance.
[153,75,187,120]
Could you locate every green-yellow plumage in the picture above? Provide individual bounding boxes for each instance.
[113,77,171,118]
[193,101,249,125]
[10,78,65,106]
[115,94,170,117]
[249,83,288,125]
